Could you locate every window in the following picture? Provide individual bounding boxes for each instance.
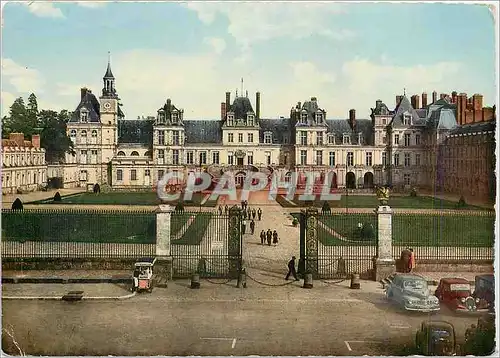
[382,118,387,125]
[300,150,307,165]
[157,110,165,124]
[116,169,123,181]
[404,133,411,146]
[264,132,273,144]
[145,169,150,177]
[247,115,254,126]
[394,153,400,166]
[199,152,207,165]
[158,170,164,181]
[415,134,421,145]
[117,151,125,157]
[316,131,323,145]
[130,170,137,181]
[247,133,254,143]
[404,173,411,186]
[70,130,76,137]
[328,134,335,144]
[238,133,243,143]
[329,152,336,166]
[404,153,411,167]
[394,134,399,145]
[81,130,87,137]
[80,109,88,122]
[316,112,323,123]
[316,150,323,165]
[172,111,179,124]
[403,113,411,126]
[158,149,165,161]
[227,114,234,126]
[91,150,98,164]
[415,153,421,166]
[365,152,373,166]
[173,131,180,145]
[382,136,387,144]
[300,112,307,124]
[228,152,234,165]
[158,130,165,145]
[172,149,179,165]
[80,150,87,164]
[247,153,253,165]
[358,133,363,145]
[212,151,220,164]
[343,135,350,145]
[347,152,354,166]
[382,152,387,166]
[91,130,97,138]
[283,154,288,165]
[266,152,271,165]
[131,151,139,156]
[300,131,307,145]
[186,152,194,164]
[228,133,234,143]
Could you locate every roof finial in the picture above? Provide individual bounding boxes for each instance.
[241,78,244,97]
[108,51,111,65]
[236,88,238,97]
[403,87,406,96]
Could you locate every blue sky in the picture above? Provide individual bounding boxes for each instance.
[1,1,497,119]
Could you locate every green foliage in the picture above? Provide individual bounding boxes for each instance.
[292,217,299,226]
[456,195,467,208]
[360,222,375,240]
[39,110,74,163]
[410,187,417,197]
[321,201,331,213]
[53,192,62,202]
[175,202,185,212]
[93,183,101,194]
[11,198,23,211]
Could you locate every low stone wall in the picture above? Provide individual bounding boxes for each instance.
[2,257,137,271]
[412,260,493,273]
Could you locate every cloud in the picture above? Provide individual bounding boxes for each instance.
[203,37,226,55]
[22,2,65,19]
[1,91,16,117]
[76,2,107,9]
[2,58,45,94]
[290,62,336,84]
[184,3,353,48]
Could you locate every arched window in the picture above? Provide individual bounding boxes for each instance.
[117,151,125,156]
[300,111,308,124]
[285,171,293,183]
[81,130,87,137]
[130,151,139,156]
[91,130,97,137]
[144,151,152,157]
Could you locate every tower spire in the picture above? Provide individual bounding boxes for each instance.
[403,87,406,96]
[241,78,244,96]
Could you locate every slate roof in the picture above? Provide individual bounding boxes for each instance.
[228,96,254,120]
[326,119,373,145]
[389,95,426,127]
[157,99,183,126]
[184,120,222,144]
[295,98,327,127]
[118,120,153,145]
[69,90,101,123]
[425,100,457,130]
[371,100,392,116]
[259,118,290,144]
[448,120,495,136]
[104,62,114,78]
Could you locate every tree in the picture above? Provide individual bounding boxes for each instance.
[26,93,39,135]
[39,110,74,163]
[2,97,27,137]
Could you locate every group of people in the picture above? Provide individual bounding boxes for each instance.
[259,229,279,246]
[217,202,263,221]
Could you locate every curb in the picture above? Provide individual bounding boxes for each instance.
[2,277,131,284]
[2,292,136,301]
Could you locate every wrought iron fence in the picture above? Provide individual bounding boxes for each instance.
[1,209,156,258]
[391,211,495,261]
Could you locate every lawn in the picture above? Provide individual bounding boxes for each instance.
[276,194,483,210]
[171,213,213,245]
[28,191,218,207]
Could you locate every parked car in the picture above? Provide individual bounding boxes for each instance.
[435,277,485,313]
[385,274,440,312]
[472,274,495,313]
[463,314,495,355]
[415,320,457,356]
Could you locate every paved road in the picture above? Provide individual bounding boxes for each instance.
[2,290,481,356]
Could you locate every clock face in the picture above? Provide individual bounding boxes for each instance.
[103,102,112,110]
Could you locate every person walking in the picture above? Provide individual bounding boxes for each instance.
[250,219,256,235]
[252,208,256,220]
[242,219,247,234]
[266,229,272,246]
[260,230,266,245]
[224,205,229,215]
[285,256,299,281]
[272,230,279,246]
[257,208,262,221]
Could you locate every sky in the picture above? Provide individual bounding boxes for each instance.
[1,1,497,120]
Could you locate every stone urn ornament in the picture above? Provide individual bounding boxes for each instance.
[376,186,390,206]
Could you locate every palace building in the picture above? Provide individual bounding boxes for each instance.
[62,60,496,197]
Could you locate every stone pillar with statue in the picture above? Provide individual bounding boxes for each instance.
[154,204,174,287]
[374,186,396,281]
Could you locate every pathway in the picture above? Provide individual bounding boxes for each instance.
[2,188,85,206]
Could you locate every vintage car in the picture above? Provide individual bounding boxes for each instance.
[434,277,485,313]
[472,274,495,313]
[132,257,156,293]
[385,274,440,312]
[415,320,457,356]
[463,314,495,355]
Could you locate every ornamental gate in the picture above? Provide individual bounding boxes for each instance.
[170,206,242,278]
[299,207,378,279]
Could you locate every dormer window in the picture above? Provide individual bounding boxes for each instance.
[403,113,411,126]
[247,114,254,127]
[328,134,335,144]
[264,131,273,144]
[172,111,179,124]
[343,134,350,145]
[300,111,307,124]
[158,110,165,124]
[358,132,363,145]
[227,114,234,126]
[81,130,87,137]
[80,108,88,122]
[316,112,323,123]
[70,130,77,137]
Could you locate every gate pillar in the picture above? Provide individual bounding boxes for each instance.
[228,205,242,279]
[155,204,174,286]
[374,205,395,281]
[304,207,319,278]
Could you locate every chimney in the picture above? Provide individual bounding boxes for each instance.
[166,98,171,112]
[9,133,25,147]
[256,92,261,119]
[349,109,356,129]
[31,134,40,149]
[297,102,301,109]
[451,91,457,103]
[311,97,317,102]
[376,100,382,107]
[440,93,446,100]
[421,93,428,107]
[221,102,226,120]
[457,93,467,125]
[472,94,483,123]
[432,91,437,103]
[396,95,403,106]
[80,87,87,101]
[411,95,420,109]
[225,92,231,110]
